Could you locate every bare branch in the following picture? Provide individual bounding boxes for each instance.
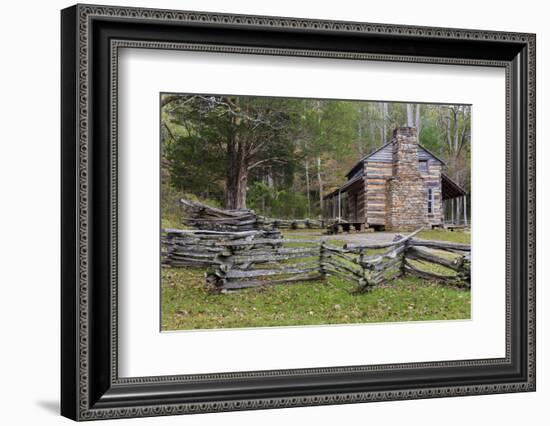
[247,158,287,170]
[162,122,177,143]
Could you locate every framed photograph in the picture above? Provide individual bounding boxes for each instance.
[61,4,536,421]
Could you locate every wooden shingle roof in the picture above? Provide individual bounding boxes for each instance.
[442,173,468,199]
[346,140,446,179]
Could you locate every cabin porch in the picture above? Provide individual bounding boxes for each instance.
[441,173,469,230]
[322,175,366,233]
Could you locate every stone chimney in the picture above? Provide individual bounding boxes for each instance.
[386,127,428,231]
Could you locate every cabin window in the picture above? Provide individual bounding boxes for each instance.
[427,188,433,214]
[419,160,428,173]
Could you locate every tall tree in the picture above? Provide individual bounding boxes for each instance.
[303,100,357,212]
[438,104,471,187]
[162,95,299,209]
[406,103,415,127]
[415,104,422,135]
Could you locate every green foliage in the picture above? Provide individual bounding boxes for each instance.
[272,190,310,218]
[248,182,312,218]
[165,134,225,200]
[162,94,304,208]
[160,182,181,229]
[419,115,445,156]
[246,182,275,214]
[303,100,358,156]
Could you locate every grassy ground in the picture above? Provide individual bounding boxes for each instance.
[417,229,470,244]
[161,228,471,331]
[161,215,182,230]
[161,268,470,330]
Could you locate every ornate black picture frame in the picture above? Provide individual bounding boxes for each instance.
[61,4,535,421]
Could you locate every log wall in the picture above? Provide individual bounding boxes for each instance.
[364,138,444,229]
[423,161,443,226]
[364,160,393,226]
[329,128,446,230]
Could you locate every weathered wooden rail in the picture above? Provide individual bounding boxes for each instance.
[258,217,325,230]
[207,237,323,290]
[161,228,282,268]
[180,198,326,231]
[340,229,470,292]
[161,227,471,293]
[180,198,261,232]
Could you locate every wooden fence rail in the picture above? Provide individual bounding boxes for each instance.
[180,198,261,232]
[161,228,282,268]
[258,217,325,230]
[208,238,322,290]
[179,198,326,231]
[338,230,470,292]
[161,228,471,292]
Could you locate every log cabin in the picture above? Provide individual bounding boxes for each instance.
[323,127,468,232]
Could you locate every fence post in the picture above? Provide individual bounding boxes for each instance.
[357,247,369,291]
[208,242,234,292]
[319,241,327,280]
[358,247,365,265]
[456,254,471,288]
[401,237,409,277]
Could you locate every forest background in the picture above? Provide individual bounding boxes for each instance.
[160,94,471,224]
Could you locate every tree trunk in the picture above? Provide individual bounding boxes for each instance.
[225,159,248,210]
[383,102,388,141]
[317,156,324,211]
[379,102,388,144]
[415,104,421,135]
[357,110,364,156]
[454,110,460,153]
[406,104,414,127]
[266,169,274,187]
[302,103,312,217]
[369,117,376,153]
[225,129,248,210]
[305,157,311,217]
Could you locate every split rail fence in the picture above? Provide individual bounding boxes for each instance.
[162,228,470,293]
[259,217,325,230]
[179,198,325,231]
[162,228,282,267]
